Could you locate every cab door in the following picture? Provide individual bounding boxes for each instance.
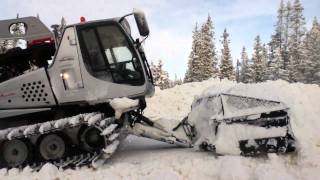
[48,26,85,103]
[75,23,148,101]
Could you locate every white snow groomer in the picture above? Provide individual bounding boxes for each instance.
[174,93,296,156]
[0,10,295,170]
[0,11,160,169]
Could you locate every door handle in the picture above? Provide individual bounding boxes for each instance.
[59,57,74,61]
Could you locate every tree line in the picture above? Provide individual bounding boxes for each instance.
[184,0,320,85]
[150,60,182,89]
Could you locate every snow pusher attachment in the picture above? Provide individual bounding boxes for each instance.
[110,98,193,148]
[173,93,296,156]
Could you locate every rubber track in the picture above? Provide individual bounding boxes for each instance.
[0,112,121,170]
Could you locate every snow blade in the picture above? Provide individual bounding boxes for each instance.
[183,93,296,155]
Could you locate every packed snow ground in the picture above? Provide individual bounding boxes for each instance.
[1,79,320,180]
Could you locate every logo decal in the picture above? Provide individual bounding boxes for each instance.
[0,92,16,99]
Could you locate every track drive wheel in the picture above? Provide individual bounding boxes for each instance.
[39,134,67,160]
[1,139,30,167]
[79,126,105,152]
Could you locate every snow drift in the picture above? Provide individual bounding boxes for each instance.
[1,79,320,180]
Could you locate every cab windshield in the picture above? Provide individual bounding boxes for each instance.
[78,23,144,85]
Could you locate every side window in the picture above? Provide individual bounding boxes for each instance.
[96,26,143,84]
[81,28,111,81]
[112,47,132,62]
[79,24,144,85]
[81,29,106,71]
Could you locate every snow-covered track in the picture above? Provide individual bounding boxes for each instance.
[0,112,121,170]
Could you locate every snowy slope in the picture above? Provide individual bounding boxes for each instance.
[1,79,320,180]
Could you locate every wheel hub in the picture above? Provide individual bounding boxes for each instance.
[80,126,105,152]
[39,134,66,160]
[2,139,29,167]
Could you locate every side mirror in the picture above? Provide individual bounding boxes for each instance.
[133,9,150,37]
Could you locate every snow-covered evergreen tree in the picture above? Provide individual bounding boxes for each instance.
[150,61,157,77]
[252,35,265,82]
[173,74,183,86]
[269,0,292,75]
[262,44,269,81]
[185,16,218,82]
[151,60,170,90]
[283,1,292,64]
[266,47,283,80]
[184,24,202,82]
[271,0,285,51]
[198,15,219,80]
[239,46,254,83]
[235,59,240,82]
[303,17,320,84]
[288,0,306,82]
[274,1,292,81]
[219,29,234,80]
[277,50,290,81]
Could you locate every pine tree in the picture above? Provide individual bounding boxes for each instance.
[252,35,265,82]
[199,15,219,79]
[173,74,183,86]
[274,3,291,83]
[219,29,234,80]
[150,61,159,87]
[303,17,320,84]
[271,0,286,51]
[150,62,157,78]
[262,44,269,81]
[235,59,240,82]
[239,46,254,83]
[151,60,170,89]
[269,0,291,74]
[283,1,292,64]
[185,16,218,82]
[268,48,279,80]
[184,23,201,82]
[288,0,306,82]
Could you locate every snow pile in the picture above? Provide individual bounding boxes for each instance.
[144,79,235,128]
[110,97,139,119]
[1,78,320,180]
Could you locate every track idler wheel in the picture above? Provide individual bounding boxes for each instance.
[79,126,105,152]
[39,134,67,160]
[1,139,30,167]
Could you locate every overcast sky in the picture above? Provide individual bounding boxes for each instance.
[1,0,319,79]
